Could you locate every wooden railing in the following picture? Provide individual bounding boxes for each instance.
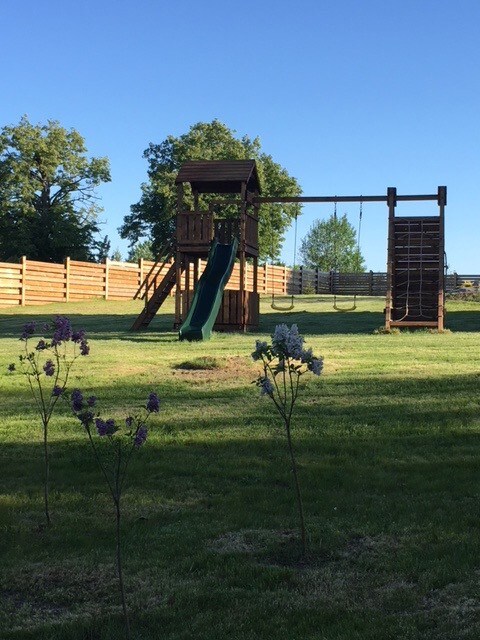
[176,211,213,245]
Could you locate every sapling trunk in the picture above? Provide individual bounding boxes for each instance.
[115,497,130,640]
[42,418,51,526]
[285,422,307,556]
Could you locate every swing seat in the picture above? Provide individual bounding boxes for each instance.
[271,294,295,311]
[333,295,357,312]
[333,301,357,312]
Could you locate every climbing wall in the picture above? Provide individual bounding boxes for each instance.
[389,216,443,328]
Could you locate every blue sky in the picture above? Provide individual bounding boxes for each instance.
[2,0,479,272]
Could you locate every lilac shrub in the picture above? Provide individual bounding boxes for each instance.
[252,324,323,556]
[9,316,90,525]
[72,391,160,640]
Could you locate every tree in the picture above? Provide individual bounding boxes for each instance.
[119,120,301,261]
[95,235,111,263]
[0,116,111,262]
[127,240,154,262]
[110,248,123,262]
[299,213,366,272]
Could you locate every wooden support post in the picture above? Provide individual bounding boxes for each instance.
[385,187,397,330]
[104,258,110,300]
[185,256,191,298]
[65,257,70,302]
[194,257,199,288]
[139,258,144,291]
[21,255,27,306]
[239,182,247,329]
[175,252,182,327]
[437,186,447,331]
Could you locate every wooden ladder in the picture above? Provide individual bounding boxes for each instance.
[130,252,178,330]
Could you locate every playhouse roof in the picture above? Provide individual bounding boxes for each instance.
[175,160,261,194]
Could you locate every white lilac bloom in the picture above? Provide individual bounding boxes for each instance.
[309,357,324,376]
[272,323,289,345]
[300,347,313,363]
[285,324,304,360]
[252,340,268,361]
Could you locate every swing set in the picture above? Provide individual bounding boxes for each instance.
[132,158,445,335]
[268,198,364,313]
[331,199,363,312]
[270,212,298,311]
[254,186,446,331]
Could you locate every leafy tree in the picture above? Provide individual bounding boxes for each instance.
[127,240,154,262]
[110,248,123,261]
[95,235,111,263]
[0,116,110,262]
[119,120,301,261]
[299,213,366,272]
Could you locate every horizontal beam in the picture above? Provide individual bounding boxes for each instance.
[253,193,442,205]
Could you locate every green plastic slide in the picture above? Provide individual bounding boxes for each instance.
[178,238,238,341]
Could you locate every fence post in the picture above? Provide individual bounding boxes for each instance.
[139,258,144,289]
[21,256,27,306]
[104,258,109,300]
[65,257,70,302]
[369,270,373,296]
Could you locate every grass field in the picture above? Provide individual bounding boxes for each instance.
[1,295,480,639]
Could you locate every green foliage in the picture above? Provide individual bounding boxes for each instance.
[110,248,123,261]
[95,235,111,263]
[0,116,111,262]
[119,120,301,261]
[300,213,366,272]
[126,240,154,262]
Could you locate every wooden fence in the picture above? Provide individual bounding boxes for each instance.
[0,256,477,307]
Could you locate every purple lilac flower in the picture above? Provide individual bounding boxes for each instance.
[146,392,160,413]
[36,339,48,351]
[51,316,72,346]
[52,385,63,397]
[79,340,90,356]
[134,425,148,447]
[95,418,109,436]
[125,416,134,427]
[21,321,36,340]
[87,396,97,407]
[43,360,55,376]
[80,410,94,425]
[7,363,15,372]
[71,389,84,412]
[260,376,274,396]
[72,329,86,343]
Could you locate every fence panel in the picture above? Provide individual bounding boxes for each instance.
[0,262,22,305]
[0,256,477,307]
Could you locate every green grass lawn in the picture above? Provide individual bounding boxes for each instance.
[1,295,480,639]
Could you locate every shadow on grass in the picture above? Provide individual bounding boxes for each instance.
[2,370,480,639]
[0,296,478,341]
